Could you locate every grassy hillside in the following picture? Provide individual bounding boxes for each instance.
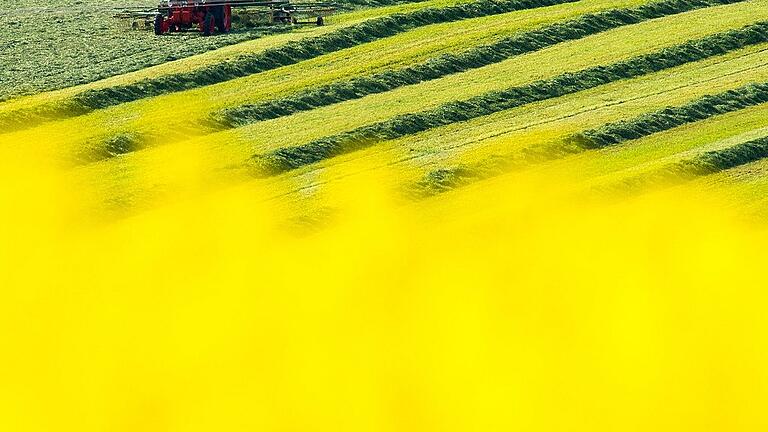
[5,2,768,429]
[0,0,286,101]
[1,0,486,102]
[1,0,768,219]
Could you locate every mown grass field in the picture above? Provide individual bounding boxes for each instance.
[3,0,768,219]
[5,1,768,430]
[0,0,293,101]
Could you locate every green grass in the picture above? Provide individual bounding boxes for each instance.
[72,0,580,109]
[409,77,768,194]
[0,0,480,125]
[221,0,764,154]
[5,0,768,218]
[214,0,744,127]
[0,0,290,102]
[301,45,768,198]
[250,21,768,175]
[48,1,768,215]
[683,157,768,218]
[532,105,768,191]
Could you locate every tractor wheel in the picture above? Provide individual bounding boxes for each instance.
[154,14,164,35]
[202,12,215,36]
[316,16,324,26]
[224,5,232,33]
[213,6,228,33]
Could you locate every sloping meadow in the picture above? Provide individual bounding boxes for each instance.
[214,0,746,127]
[249,21,768,176]
[0,0,577,132]
[0,0,292,102]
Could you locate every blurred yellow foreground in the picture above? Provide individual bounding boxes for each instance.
[1,151,767,431]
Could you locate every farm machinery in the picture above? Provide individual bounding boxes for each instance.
[114,1,336,36]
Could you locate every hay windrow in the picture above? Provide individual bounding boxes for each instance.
[571,82,768,149]
[249,21,768,176]
[216,0,744,128]
[614,135,768,191]
[73,132,150,165]
[684,136,768,173]
[0,101,92,132]
[414,81,768,196]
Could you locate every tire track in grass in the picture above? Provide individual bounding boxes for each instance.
[248,21,768,176]
[414,80,768,195]
[214,0,744,128]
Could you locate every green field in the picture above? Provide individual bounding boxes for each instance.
[5,2,768,427]
[2,0,768,218]
[1,0,283,101]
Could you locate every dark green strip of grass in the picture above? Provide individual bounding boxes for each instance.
[614,135,768,191]
[423,134,768,196]
[678,136,768,174]
[570,82,768,149]
[72,132,150,165]
[413,81,768,196]
[216,0,744,128]
[249,21,768,176]
[0,101,92,133]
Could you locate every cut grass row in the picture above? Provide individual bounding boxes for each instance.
[573,82,768,149]
[412,79,768,194]
[249,21,768,175]
[214,0,744,127]
[593,126,768,194]
[647,135,768,180]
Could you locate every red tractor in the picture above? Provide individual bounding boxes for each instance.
[154,1,232,36]
[137,1,332,36]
